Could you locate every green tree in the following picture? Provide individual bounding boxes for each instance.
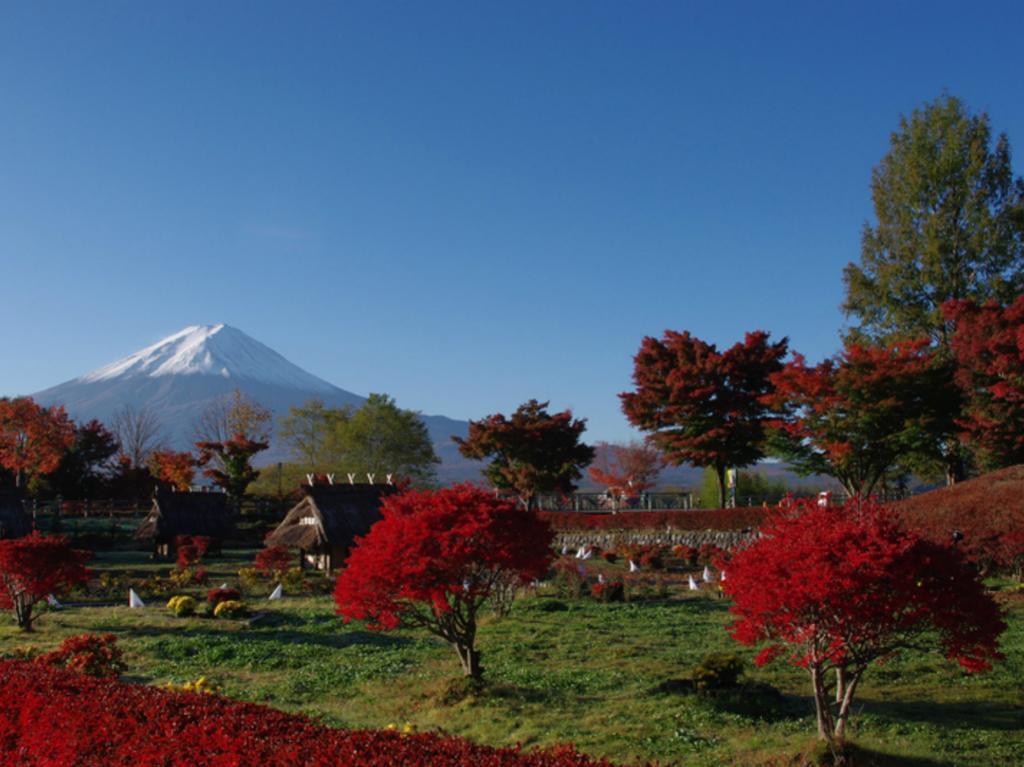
[278,398,353,470]
[843,94,1024,346]
[843,95,1024,482]
[340,394,439,484]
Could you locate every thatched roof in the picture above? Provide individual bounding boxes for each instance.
[0,489,30,540]
[266,484,399,550]
[134,490,235,542]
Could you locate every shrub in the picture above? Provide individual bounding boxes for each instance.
[0,660,624,766]
[590,579,624,602]
[335,484,554,680]
[601,551,618,564]
[281,567,305,592]
[637,546,665,570]
[168,567,207,588]
[238,567,263,592]
[254,545,292,577]
[207,588,241,607]
[552,559,588,599]
[691,652,744,692]
[167,595,197,617]
[0,533,91,631]
[213,600,247,619]
[37,634,125,678]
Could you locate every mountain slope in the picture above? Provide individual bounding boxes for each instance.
[32,325,475,479]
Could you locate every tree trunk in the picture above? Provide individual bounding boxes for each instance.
[833,671,862,743]
[13,595,33,632]
[809,664,834,742]
[455,643,482,679]
[716,466,727,509]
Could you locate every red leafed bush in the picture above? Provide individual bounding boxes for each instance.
[723,498,1005,749]
[0,661,633,766]
[896,466,1024,576]
[0,533,91,631]
[671,544,696,565]
[335,484,554,679]
[539,509,768,532]
[637,546,665,570]
[37,633,125,678]
[255,544,292,575]
[207,587,241,606]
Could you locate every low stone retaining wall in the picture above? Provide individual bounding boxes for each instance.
[555,528,756,551]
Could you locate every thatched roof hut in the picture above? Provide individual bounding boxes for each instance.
[266,484,399,572]
[134,490,235,557]
[0,489,30,540]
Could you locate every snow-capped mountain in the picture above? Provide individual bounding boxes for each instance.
[32,324,471,478]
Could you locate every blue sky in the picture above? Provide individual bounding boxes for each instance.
[1,2,1022,441]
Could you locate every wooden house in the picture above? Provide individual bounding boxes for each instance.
[265,483,398,572]
[134,489,235,558]
[0,489,30,540]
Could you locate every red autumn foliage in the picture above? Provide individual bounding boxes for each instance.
[722,498,1005,747]
[173,535,211,570]
[0,397,75,488]
[334,484,554,679]
[587,441,665,509]
[255,544,293,576]
[0,533,91,631]
[538,508,768,532]
[195,433,269,500]
[0,660,636,766]
[454,400,595,509]
[37,633,125,678]
[944,297,1024,468]
[897,465,1024,577]
[765,340,941,497]
[620,330,788,507]
[207,587,242,606]
[147,449,196,491]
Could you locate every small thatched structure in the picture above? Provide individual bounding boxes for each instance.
[0,489,30,540]
[266,484,399,572]
[134,490,235,558]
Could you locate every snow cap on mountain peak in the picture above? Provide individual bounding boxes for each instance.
[79,324,336,392]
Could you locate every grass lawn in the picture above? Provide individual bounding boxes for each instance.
[1,550,1022,767]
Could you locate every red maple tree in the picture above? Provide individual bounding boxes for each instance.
[620,330,788,507]
[0,398,75,488]
[0,533,91,631]
[195,433,268,501]
[334,484,553,679]
[722,498,1005,748]
[148,450,196,491]
[944,296,1024,468]
[255,545,293,577]
[587,440,665,511]
[454,400,595,509]
[765,340,941,497]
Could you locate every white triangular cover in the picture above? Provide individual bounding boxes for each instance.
[47,594,62,609]
[688,576,699,591]
[129,589,145,608]
[703,566,712,582]
[628,559,639,573]
[268,584,283,600]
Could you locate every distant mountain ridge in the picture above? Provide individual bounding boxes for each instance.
[32,324,474,481]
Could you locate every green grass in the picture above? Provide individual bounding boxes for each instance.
[2,552,1022,766]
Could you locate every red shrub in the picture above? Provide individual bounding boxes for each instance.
[0,661,633,766]
[637,546,665,570]
[207,587,241,606]
[602,551,618,564]
[539,509,768,532]
[255,545,293,576]
[37,633,124,678]
[0,533,91,631]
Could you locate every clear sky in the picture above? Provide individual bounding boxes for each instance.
[1,1,1022,441]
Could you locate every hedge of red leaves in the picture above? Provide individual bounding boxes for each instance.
[0,661,637,767]
[897,465,1024,575]
[539,508,769,532]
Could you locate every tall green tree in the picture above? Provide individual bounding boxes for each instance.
[843,94,1024,346]
[843,95,1024,482]
[341,394,439,484]
[278,398,353,470]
